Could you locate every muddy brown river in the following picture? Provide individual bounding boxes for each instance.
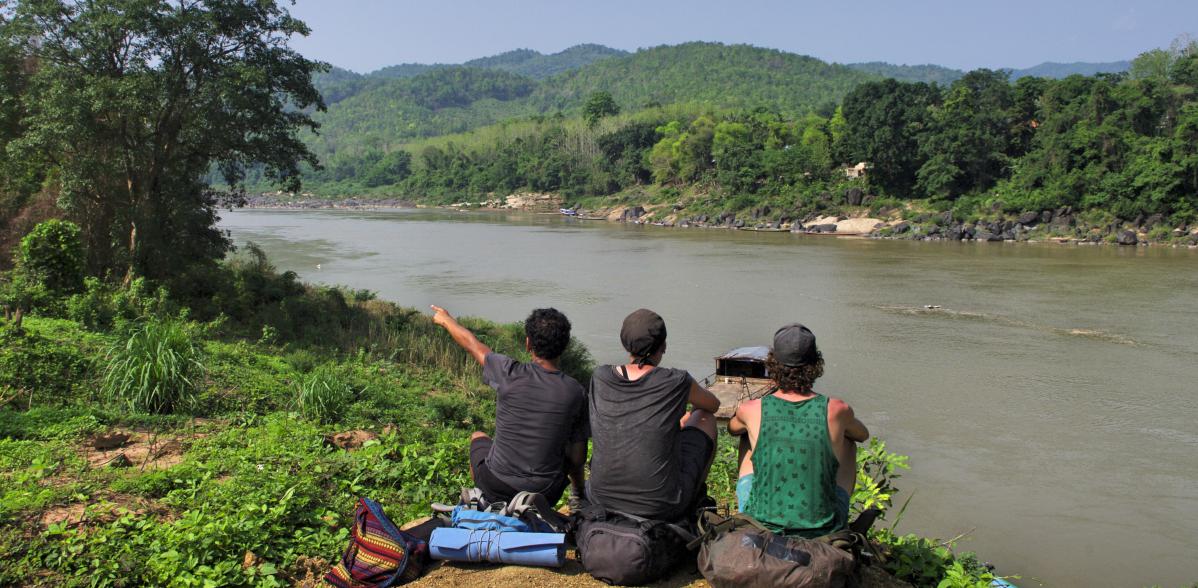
[220,208,1198,587]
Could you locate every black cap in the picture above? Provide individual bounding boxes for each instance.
[772,323,818,367]
[621,308,667,361]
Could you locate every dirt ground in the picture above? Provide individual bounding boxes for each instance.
[38,492,172,530]
[407,552,913,588]
[81,428,198,471]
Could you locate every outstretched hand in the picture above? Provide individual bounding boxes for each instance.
[430,304,491,365]
[430,305,454,328]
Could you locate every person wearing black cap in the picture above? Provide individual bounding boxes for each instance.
[728,324,869,538]
[585,308,721,520]
[431,305,588,506]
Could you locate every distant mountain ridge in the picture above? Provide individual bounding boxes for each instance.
[361,44,628,81]
[1007,60,1131,80]
[846,59,1133,85]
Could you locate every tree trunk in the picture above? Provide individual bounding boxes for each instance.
[122,220,137,288]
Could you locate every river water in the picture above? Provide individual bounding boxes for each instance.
[220,208,1198,587]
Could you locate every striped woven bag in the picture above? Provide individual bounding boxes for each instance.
[325,498,430,587]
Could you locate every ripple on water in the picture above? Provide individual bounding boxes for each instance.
[408,272,564,297]
[874,304,1140,346]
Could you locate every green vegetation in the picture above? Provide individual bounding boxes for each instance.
[295,364,356,424]
[243,40,1198,243]
[0,250,1003,586]
[102,318,206,415]
[0,4,1010,585]
[0,0,323,277]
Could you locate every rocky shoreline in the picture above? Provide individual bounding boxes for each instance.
[239,193,1198,248]
[580,203,1198,248]
[238,193,417,209]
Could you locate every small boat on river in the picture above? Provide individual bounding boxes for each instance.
[703,346,775,420]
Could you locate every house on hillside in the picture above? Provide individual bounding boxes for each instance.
[842,162,870,179]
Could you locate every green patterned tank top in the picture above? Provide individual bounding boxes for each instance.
[744,393,840,538]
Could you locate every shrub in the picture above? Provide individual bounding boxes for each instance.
[295,364,354,423]
[1146,226,1172,242]
[102,318,206,414]
[16,219,85,294]
[0,270,57,316]
[67,277,176,331]
[0,320,96,407]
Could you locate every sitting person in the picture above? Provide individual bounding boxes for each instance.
[729,323,869,538]
[431,305,587,505]
[587,308,721,520]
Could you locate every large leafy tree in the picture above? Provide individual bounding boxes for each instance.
[916,69,1015,199]
[841,79,940,196]
[6,0,324,281]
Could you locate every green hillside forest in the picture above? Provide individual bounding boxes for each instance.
[240,39,1198,247]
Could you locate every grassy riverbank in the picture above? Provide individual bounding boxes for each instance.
[0,251,1008,587]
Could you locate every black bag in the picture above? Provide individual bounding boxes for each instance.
[695,511,874,588]
[574,505,696,586]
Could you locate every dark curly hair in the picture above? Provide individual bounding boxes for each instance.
[525,308,572,360]
[766,350,824,392]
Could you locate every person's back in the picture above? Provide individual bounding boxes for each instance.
[730,324,869,538]
[432,305,588,505]
[744,393,841,537]
[587,309,721,520]
[588,364,693,517]
[484,353,585,494]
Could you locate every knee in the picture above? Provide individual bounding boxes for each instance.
[470,431,490,442]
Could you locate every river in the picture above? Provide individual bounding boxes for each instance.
[220,208,1198,587]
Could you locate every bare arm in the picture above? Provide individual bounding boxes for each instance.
[565,441,587,494]
[688,379,721,414]
[728,412,748,436]
[430,305,491,365]
[834,400,870,443]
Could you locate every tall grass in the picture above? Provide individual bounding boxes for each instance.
[102,318,205,414]
[295,364,354,424]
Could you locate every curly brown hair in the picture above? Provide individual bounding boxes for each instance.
[766,351,824,392]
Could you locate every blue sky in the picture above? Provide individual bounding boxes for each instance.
[287,0,1196,73]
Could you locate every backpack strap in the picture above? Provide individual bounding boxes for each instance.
[460,487,488,510]
[606,508,697,545]
[505,491,571,533]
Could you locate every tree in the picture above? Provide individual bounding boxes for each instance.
[841,79,940,196]
[916,69,1015,198]
[8,0,324,281]
[583,91,620,128]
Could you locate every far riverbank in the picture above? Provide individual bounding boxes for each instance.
[240,192,1198,250]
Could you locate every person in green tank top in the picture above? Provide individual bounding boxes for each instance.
[728,324,870,538]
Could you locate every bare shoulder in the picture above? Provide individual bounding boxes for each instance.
[736,397,762,418]
[827,396,854,416]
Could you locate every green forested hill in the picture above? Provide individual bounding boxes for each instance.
[534,42,875,112]
[302,42,885,170]
[465,44,629,79]
[359,44,628,82]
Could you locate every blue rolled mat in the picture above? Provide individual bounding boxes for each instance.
[429,527,566,568]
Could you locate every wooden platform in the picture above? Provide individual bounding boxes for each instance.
[705,376,773,419]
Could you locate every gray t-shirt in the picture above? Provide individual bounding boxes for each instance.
[482,353,587,492]
[587,365,694,517]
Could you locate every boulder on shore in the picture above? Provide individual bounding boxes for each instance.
[1117,230,1139,246]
